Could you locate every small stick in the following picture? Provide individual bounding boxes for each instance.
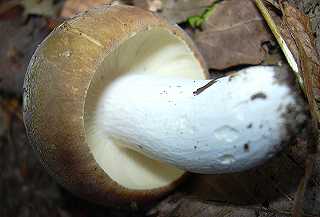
[254,0,303,89]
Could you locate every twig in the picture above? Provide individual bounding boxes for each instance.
[193,80,217,96]
[254,0,303,90]
[263,0,281,10]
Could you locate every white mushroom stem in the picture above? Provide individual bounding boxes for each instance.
[95,66,306,174]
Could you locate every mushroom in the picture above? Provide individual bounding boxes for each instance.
[23,4,308,205]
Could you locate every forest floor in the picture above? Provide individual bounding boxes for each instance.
[0,0,320,217]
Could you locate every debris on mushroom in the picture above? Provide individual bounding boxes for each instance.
[23,4,308,204]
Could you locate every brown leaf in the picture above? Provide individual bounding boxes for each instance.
[0,17,50,95]
[277,3,320,217]
[194,0,273,70]
[148,192,311,217]
[134,0,213,24]
[0,0,22,19]
[21,0,61,17]
[280,3,320,111]
[60,0,113,18]
[279,4,320,70]
[134,0,162,12]
[148,194,254,217]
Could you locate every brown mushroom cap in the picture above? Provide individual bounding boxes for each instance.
[23,4,208,206]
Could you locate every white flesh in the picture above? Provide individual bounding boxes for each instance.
[97,66,305,174]
[85,28,205,190]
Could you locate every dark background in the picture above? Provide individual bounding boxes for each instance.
[0,0,319,216]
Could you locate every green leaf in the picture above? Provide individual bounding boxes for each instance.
[188,16,204,28]
[187,0,221,28]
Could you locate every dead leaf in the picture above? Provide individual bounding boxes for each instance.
[134,0,213,24]
[194,0,273,70]
[21,0,60,17]
[275,2,320,217]
[279,5,319,72]
[0,0,21,18]
[148,194,253,217]
[279,1,320,146]
[134,0,162,12]
[148,192,314,217]
[0,98,22,121]
[0,16,50,95]
[60,0,113,18]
